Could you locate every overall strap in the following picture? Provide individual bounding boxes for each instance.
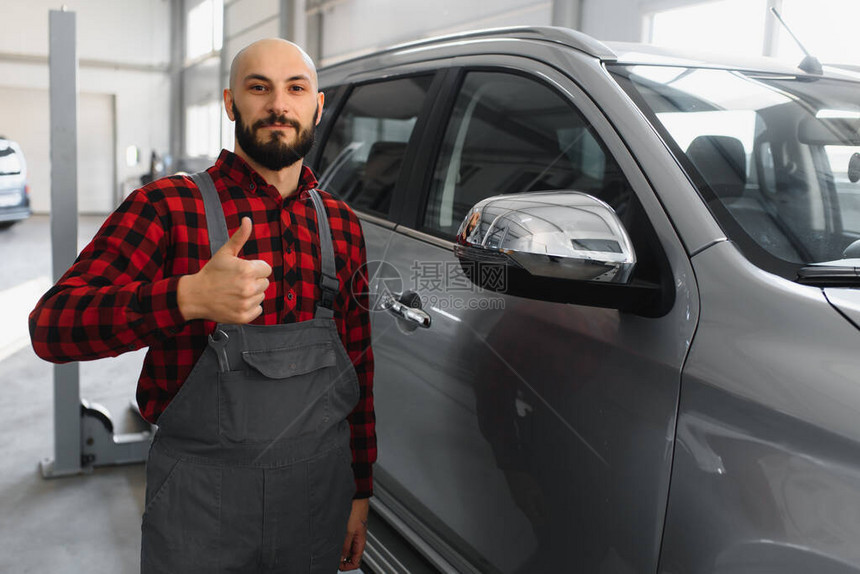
[307,189,339,319]
[190,170,229,255]
[191,170,339,322]
[191,170,232,371]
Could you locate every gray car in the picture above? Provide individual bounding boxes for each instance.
[0,136,31,228]
[308,27,860,574]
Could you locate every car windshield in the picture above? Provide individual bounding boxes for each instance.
[0,146,22,176]
[609,64,860,273]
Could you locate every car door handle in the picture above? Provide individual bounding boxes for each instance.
[380,292,431,328]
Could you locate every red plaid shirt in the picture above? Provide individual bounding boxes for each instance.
[29,150,376,497]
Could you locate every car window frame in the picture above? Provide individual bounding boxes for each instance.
[318,51,690,295]
[385,54,688,297]
[312,69,448,226]
[412,65,632,239]
[393,59,652,233]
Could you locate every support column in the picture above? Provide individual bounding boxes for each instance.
[763,0,783,57]
[169,0,185,171]
[552,0,583,30]
[305,0,324,65]
[280,0,297,40]
[42,8,81,478]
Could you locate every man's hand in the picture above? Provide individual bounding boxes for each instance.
[340,498,369,571]
[177,217,273,324]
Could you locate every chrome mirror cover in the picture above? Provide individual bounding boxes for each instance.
[456,191,636,284]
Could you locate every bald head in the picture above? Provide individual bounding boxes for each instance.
[223,37,325,179]
[229,38,318,92]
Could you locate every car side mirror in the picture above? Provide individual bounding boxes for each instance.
[456,191,636,283]
[453,191,671,316]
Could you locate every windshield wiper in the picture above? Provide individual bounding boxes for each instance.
[797,265,860,286]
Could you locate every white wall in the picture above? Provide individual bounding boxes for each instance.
[313,0,822,65]
[218,0,700,71]
[318,0,553,65]
[0,0,170,64]
[0,88,116,214]
[222,0,281,78]
[0,0,171,214]
[581,0,644,42]
[581,0,705,42]
[312,0,682,65]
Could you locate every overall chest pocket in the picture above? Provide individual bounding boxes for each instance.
[218,342,338,444]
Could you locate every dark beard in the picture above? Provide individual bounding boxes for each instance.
[233,103,316,171]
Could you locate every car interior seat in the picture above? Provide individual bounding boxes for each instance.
[686,135,802,262]
[349,141,406,215]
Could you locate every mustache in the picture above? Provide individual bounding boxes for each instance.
[253,114,301,131]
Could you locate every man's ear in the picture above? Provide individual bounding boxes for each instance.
[224,89,235,121]
[315,91,325,125]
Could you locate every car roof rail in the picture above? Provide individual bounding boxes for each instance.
[320,25,617,71]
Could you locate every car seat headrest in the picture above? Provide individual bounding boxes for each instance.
[686,135,747,200]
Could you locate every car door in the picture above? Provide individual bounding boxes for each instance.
[366,54,699,574]
[311,69,442,319]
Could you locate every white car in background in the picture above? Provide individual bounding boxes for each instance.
[0,136,31,228]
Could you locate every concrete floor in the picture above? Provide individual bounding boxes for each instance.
[0,214,148,574]
[0,215,365,574]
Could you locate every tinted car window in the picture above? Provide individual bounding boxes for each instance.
[422,71,632,238]
[317,75,434,217]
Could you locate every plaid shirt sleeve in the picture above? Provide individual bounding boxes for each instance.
[28,181,188,362]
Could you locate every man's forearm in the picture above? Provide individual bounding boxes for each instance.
[29,276,186,363]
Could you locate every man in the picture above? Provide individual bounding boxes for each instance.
[29,38,375,573]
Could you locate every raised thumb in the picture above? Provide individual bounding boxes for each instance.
[222,216,252,257]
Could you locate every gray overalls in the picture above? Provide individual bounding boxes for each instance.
[140,171,360,573]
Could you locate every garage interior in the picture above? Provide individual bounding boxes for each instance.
[0,1,854,572]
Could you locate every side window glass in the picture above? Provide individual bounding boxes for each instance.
[317,75,434,217]
[422,71,633,238]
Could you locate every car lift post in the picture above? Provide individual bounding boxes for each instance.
[40,9,152,478]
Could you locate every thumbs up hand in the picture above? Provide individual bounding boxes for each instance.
[178,217,273,324]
